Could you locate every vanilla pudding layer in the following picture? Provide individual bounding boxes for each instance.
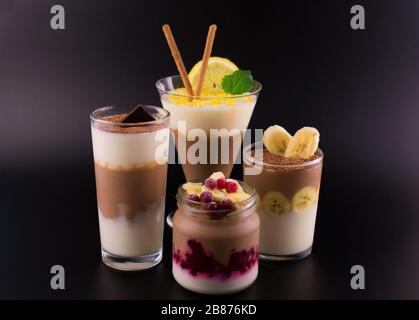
[99,199,165,257]
[259,205,317,255]
[161,97,256,133]
[173,263,258,295]
[91,126,169,169]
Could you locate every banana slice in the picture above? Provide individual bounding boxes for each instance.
[292,186,318,213]
[263,125,293,156]
[284,127,319,159]
[182,182,203,195]
[209,171,225,181]
[225,192,251,203]
[261,191,290,215]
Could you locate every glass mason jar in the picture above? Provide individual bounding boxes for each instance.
[243,142,323,261]
[172,180,259,295]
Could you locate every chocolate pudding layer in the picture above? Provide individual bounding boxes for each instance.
[172,128,242,181]
[94,161,167,220]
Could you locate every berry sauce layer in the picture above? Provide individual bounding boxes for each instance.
[173,239,258,280]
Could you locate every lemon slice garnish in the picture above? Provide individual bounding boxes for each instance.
[188,57,238,96]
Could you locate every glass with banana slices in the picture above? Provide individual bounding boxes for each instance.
[243,126,323,261]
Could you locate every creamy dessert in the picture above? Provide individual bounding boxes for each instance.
[244,126,323,261]
[159,28,261,180]
[172,172,259,295]
[90,105,170,271]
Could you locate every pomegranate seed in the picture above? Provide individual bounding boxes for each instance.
[204,178,217,189]
[216,178,227,189]
[221,198,233,209]
[187,194,200,202]
[204,202,218,210]
[199,191,213,203]
[226,181,238,193]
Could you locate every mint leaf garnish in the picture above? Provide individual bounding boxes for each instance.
[221,70,253,95]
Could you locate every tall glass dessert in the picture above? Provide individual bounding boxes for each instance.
[91,105,170,270]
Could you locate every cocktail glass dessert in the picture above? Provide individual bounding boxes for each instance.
[158,24,261,181]
[243,126,323,261]
[172,172,259,295]
[90,105,170,271]
[157,74,261,180]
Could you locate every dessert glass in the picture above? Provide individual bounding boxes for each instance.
[172,180,259,295]
[156,75,261,181]
[243,142,323,261]
[90,105,170,271]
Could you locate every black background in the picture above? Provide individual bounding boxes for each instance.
[1,0,419,299]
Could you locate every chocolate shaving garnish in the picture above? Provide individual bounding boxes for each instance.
[121,105,155,123]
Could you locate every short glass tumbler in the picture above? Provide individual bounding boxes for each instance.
[243,142,323,261]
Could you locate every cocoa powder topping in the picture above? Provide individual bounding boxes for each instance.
[247,149,322,171]
[93,113,168,134]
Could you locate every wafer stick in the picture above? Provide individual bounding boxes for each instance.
[195,24,217,97]
[162,24,194,97]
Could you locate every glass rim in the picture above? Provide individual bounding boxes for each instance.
[243,142,324,169]
[176,179,257,219]
[155,75,262,99]
[90,104,170,127]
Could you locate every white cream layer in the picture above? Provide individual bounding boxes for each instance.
[172,263,258,295]
[99,200,165,257]
[258,205,318,256]
[91,126,169,169]
[161,98,256,132]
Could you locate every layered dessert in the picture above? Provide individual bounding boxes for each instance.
[159,24,261,180]
[172,172,259,294]
[244,125,323,260]
[160,78,258,180]
[90,105,170,270]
